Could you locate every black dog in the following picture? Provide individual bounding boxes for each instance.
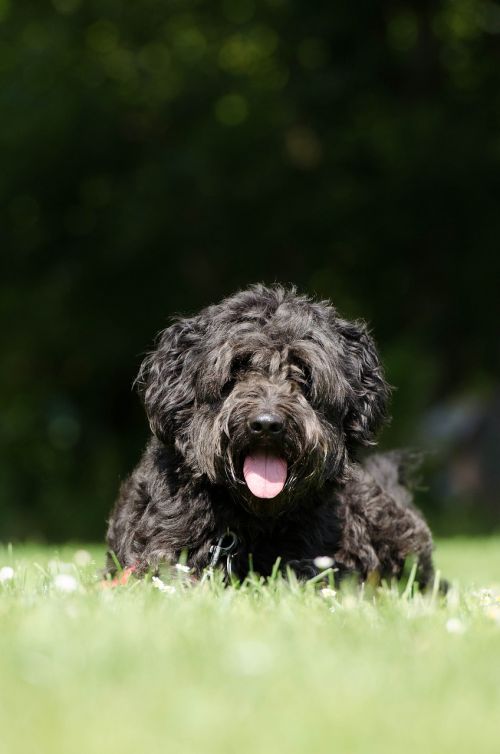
[107,285,436,586]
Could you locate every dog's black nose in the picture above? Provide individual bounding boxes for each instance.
[248,413,284,436]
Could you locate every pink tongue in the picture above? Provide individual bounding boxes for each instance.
[243,453,288,499]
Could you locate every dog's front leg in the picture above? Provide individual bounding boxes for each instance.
[283,559,321,580]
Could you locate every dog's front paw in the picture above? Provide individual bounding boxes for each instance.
[284,559,320,580]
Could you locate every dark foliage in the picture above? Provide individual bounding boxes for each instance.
[1,1,499,538]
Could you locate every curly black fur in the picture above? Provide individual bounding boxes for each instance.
[107,285,436,587]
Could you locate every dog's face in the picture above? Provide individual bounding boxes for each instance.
[136,285,389,516]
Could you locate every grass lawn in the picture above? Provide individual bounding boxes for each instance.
[1,538,500,754]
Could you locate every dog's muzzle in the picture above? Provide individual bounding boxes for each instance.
[242,411,288,499]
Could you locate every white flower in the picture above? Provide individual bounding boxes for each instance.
[473,588,494,606]
[320,587,337,599]
[73,549,93,567]
[53,574,78,593]
[474,587,500,608]
[477,588,494,599]
[152,577,176,594]
[175,563,191,573]
[314,556,334,570]
[0,566,14,582]
[446,618,466,635]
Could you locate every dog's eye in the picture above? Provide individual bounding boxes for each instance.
[288,361,313,398]
[298,368,313,399]
[301,378,312,398]
[221,379,236,398]
[230,356,249,375]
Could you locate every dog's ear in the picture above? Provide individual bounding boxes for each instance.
[135,317,204,444]
[336,318,390,448]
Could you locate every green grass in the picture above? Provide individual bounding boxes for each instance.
[1,539,500,754]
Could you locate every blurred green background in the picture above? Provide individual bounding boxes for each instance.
[1,0,499,541]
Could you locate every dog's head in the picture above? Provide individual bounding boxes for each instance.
[136,285,390,515]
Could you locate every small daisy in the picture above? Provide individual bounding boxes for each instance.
[152,577,176,594]
[446,618,465,635]
[320,587,337,599]
[474,588,494,606]
[0,566,14,582]
[314,556,334,570]
[54,574,78,593]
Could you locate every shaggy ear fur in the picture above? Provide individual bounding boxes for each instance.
[336,318,390,448]
[135,317,204,444]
